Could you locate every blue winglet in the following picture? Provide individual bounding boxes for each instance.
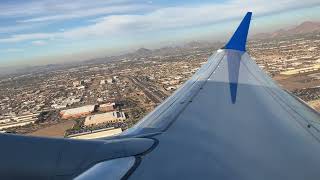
[224,12,252,52]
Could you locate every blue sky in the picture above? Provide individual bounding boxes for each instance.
[0,0,320,67]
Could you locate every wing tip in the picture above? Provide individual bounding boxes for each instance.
[224,12,252,52]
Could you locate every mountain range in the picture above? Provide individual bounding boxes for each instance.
[1,21,319,77]
[251,21,320,39]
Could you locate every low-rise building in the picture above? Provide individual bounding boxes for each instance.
[84,111,126,126]
[0,113,39,130]
[280,64,320,75]
[60,105,95,119]
[68,127,122,139]
[98,103,115,112]
[107,78,114,84]
[0,121,35,130]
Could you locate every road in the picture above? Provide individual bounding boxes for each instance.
[135,77,168,99]
[128,76,167,104]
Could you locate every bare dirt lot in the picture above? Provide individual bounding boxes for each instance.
[28,120,75,138]
[274,71,320,91]
[274,71,320,112]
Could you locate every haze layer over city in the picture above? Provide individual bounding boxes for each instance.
[0,0,319,138]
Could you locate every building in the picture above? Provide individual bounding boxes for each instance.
[0,113,39,130]
[166,86,177,91]
[84,111,126,126]
[100,80,106,85]
[68,127,122,139]
[107,78,114,84]
[0,119,11,124]
[0,121,36,130]
[73,81,80,87]
[280,64,320,75]
[98,103,115,112]
[60,105,95,119]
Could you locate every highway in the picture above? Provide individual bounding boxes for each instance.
[134,77,168,99]
[128,76,167,104]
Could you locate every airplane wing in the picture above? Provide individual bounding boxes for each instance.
[1,12,320,180]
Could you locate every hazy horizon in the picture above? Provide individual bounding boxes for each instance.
[1,0,320,67]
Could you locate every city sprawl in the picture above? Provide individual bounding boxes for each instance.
[0,32,319,138]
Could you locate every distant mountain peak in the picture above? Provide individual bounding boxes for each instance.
[136,48,152,53]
